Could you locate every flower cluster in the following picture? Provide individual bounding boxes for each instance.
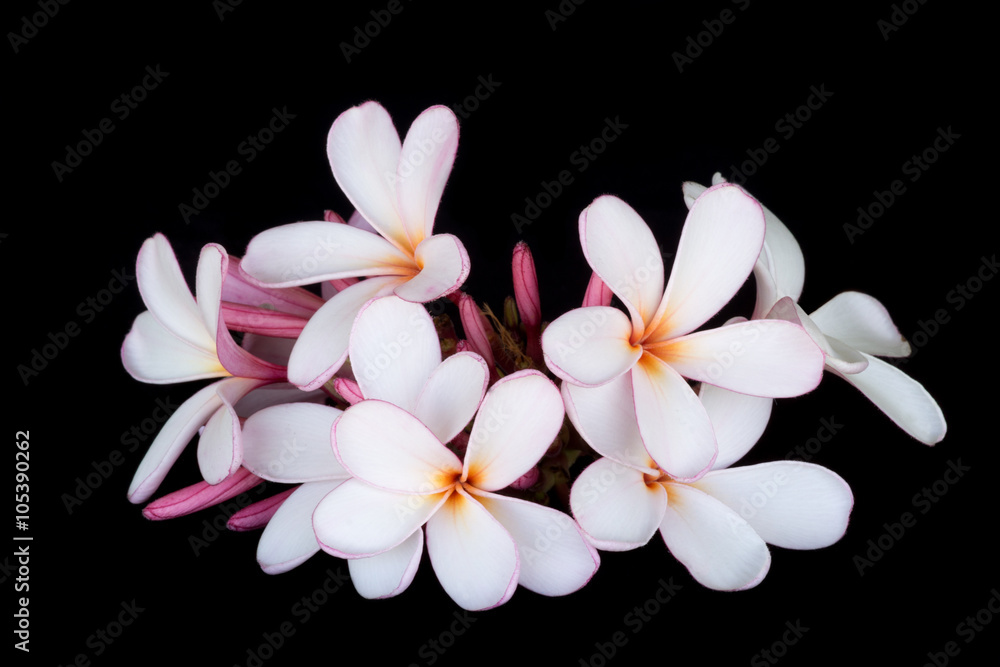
[121,102,946,610]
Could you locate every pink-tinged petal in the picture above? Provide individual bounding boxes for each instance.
[325,209,346,223]
[347,208,379,234]
[690,462,853,550]
[512,242,541,327]
[258,480,346,574]
[395,105,459,247]
[541,306,641,387]
[334,400,462,492]
[582,271,614,308]
[221,302,308,338]
[426,487,519,611]
[646,184,765,341]
[657,319,825,398]
[215,325,288,381]
[314,479,448,558]
[327,101,409,253]
[698,383,772,471]
[228,487,297,531]
[121,311,227,384]
[464,371,564,492]
[128,380,227,503]
[456,293,496,370]
[631,355,716,481]
[348,530,424,599]
[751,243,782,321]
[287,276,404,391]
[196,244,227,341]
[197,378,271,484]
[393,234,470,303]
[238,334,295,368]
[569,458,666,551]
[580,195,665,334]
[241,403,348,483]
[349,295,442,409]
[232,381,326,418]
[142,468,264,520]
[831,353,947,445]
[333,377,365,405]
[561,375,658,471]
[241,221,415,289]
[414,352,489,443]
[472,489,599,596]
[810,291,911,357]
[765,297,868,375]
[135,234,215,350]
[225,255,325,318]
[659,483,771,591]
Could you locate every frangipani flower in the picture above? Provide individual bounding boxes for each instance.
[240,102,470,391]
[542,185,825,481]
[566,378,853,591]
[312,296,599,611]
[684,174,947,445]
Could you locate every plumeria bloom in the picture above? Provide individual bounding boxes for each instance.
[121,234,318,503]
[684,174,946,445]
[542,185,825,481]
[566,378,853,591]
[240,102,470,391]
[313,296,600,611]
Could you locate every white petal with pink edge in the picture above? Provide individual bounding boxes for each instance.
[392,234,470,303]
[810,291,911,357]
[348,530,424,599]
[698,383,772,470]
[631,355,716,481]
[241,403,348,483]
[579,195,664,333]
[196,244,227,341]
[414,352,489,443]
[464,371,564,492]
[395,105,459,247]
[136,234,214,350]
[472,488,599,596]
[121,311,226,384]
[766,297,868,375]
[690,461,853,549]
[197,377,269,485]
[334,400,461,493]
[830,353,947,445]
[659,482,771,591]
[257,480,346,574]
[425,487,519,611]
[569,457,667,551]
[542,306,641,387]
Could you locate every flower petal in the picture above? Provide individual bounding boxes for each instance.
[690,462,853,549]
[349,295,442,409]
[334,400,462,493]
[142,468,263,520]
[286,276,404,391]
[241,403,348,483]
[472,489,599,596]
[631,355,716,481]
[646,184,765,341]
[348,530,424,599]
[698,383,772,470]
[830,353,947,445]
[580,195,664,333]
[395,105,459,248]
[414,351,489,443]
[810,291,911,357]
[224,255,325,318]
[257,480,346,574]
[659,483,771,591]
[766,297,868,375]
[122,311,227,384]
[569,457,666,550]
[658,320,825,397]
[425,487,519,611]
[392,233,470,303]
[228,487,296,531]
[541,306,641,387]
[464,371,564,492]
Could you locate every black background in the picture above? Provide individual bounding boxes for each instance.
[8,1,995,665]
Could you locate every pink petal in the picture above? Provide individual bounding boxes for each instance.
[646,184,765,342]
[569,457,666,550]
[221,302,308,338]
[659,483,771,591]
[464,371,564,492]
[257,480,346,574]
[512,241,541,327]
[241,403,348,483]
[471,488,599,596]
[582,271,614,308]
[228,487,297,531]
[810,291,911,358]
[690,462,853,549]
[392,233,470,303]
[579,195,664,334]
[333,377,365,405]
[414,351,489,443]
[456,292,496,370]
[395,105,459,248]
[425,487,519,611]
[631,355,716,481]
[224,255,325,318]
[541,306,641,387]
[348,530,424,599]
[121,311,227,384]
[142,468,264,520]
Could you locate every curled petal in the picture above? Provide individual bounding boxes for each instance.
[142,468,264,520]
[512,242,541,327]
[135,234,214,350]
[810,291,911,358]
[228,487,297,532]
[393,233,470,303]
